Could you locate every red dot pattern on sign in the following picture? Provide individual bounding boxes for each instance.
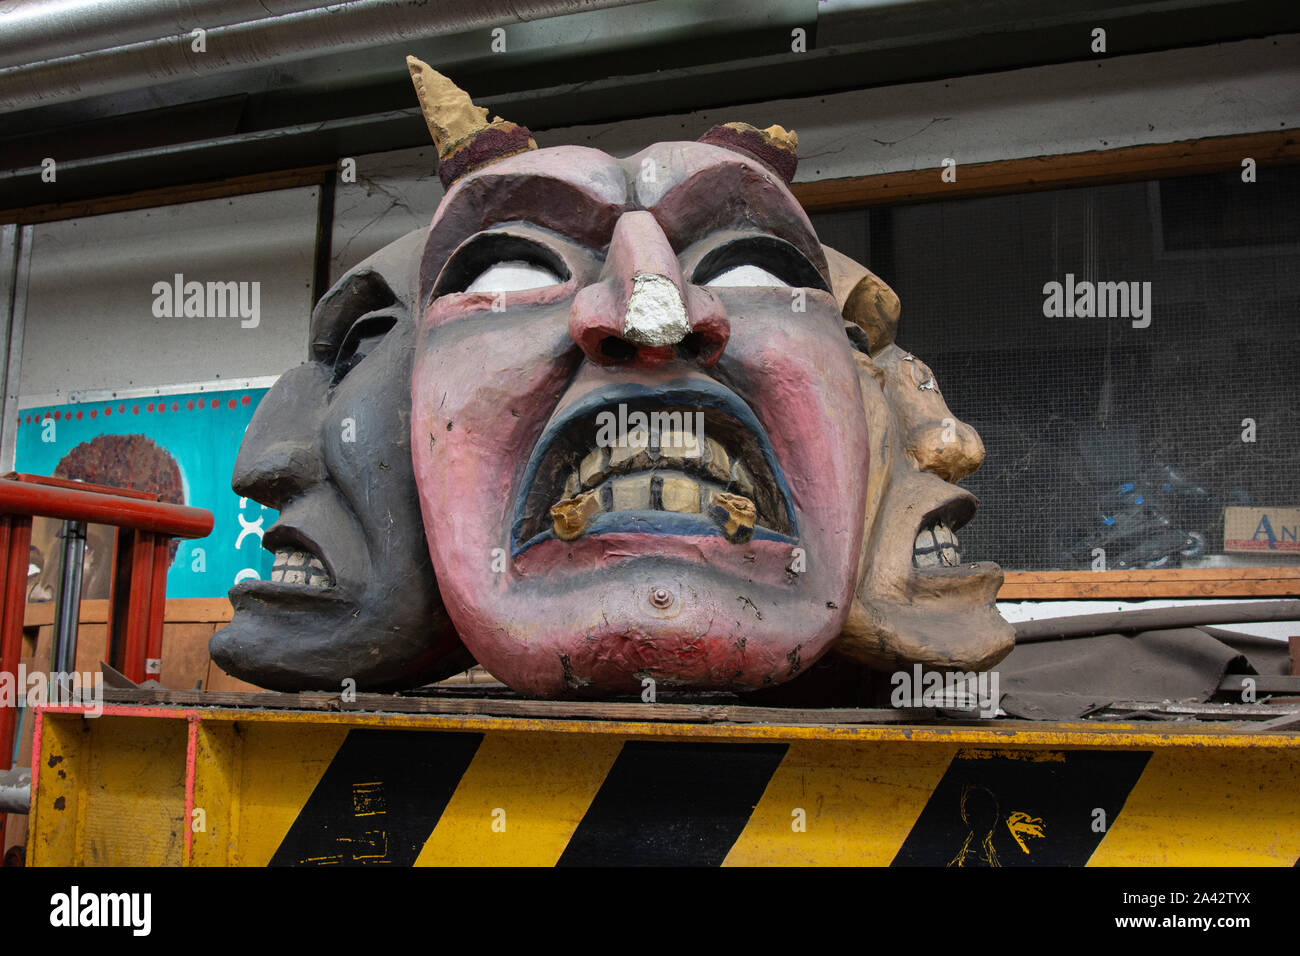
[27,394,256,429]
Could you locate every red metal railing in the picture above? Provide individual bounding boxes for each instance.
[0,473,213,848]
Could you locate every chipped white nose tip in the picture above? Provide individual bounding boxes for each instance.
[623,273,690,347]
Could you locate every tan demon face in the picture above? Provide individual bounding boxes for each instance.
[826,247,1014,672]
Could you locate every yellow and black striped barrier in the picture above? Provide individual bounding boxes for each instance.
[26,704,1300,866]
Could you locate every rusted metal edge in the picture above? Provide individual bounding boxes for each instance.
[91,686,1300,730]
[39,703,1300,748]
[99,686,950,725]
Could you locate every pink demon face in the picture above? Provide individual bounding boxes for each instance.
[412,142,869,696]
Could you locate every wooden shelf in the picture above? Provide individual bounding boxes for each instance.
[1000,567,1300,600]
[792,130,1299,212]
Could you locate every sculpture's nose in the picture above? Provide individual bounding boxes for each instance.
[230,364,329,506]
[908,417,985,484]
[569,211,729,368]
[888,354,986,483]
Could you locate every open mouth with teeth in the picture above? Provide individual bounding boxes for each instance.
[911,498,975,570]
[268,547,334,588]
[511,385,798,554]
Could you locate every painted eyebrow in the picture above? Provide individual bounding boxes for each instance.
[309,269,399,362]
[648,165,825,271]
[423,172,626,283]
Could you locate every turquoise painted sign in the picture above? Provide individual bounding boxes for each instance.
[14,388,275,599]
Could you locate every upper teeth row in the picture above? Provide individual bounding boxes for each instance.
[270,548,333,587]
[566,432,755,499]
[551,473,758,544]
[913,522,962,568]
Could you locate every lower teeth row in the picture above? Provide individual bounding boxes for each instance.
[270,568,334,587]
[551,472,757,544]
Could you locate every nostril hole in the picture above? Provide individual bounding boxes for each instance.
[677,332,704,360]
[600,336,637,362]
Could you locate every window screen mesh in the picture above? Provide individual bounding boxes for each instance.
[813,165,1300,572]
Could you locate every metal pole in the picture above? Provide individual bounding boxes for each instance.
[50,519,86,690]
[1014,600,1300,643]
[0,224,32,475]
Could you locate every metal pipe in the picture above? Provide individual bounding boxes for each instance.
[0,478,214,538]
[0,226,32,476]
[0,766,29,814]
[0,0,339,70]
[51,520,86,683]
[0,0,653,113]
[1014,601,1300,643]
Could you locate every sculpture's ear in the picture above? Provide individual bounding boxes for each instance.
[822,244,900,356]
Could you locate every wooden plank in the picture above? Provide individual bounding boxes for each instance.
[1219,675,1300,695]
[1103,701,1300,720]
[158,622,218,691]
[24,596,234,628]
[71,623,107,675]
[0,165,334,226]
[91,686,1300,731]
[100,685,946,725]
[163,597,233,623]
[793,130,1300,212]
[204,653,266,693]
[30,625,51,673]
[20,620,105,674]
[1000,567,1300,600]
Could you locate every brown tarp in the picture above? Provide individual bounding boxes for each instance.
[997,627,1293,720]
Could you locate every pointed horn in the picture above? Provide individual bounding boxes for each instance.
[406,55,537,189]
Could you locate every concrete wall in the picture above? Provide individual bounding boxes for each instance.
[330,146,443,287]
[18,187,319,405]
[537,35,1298,180]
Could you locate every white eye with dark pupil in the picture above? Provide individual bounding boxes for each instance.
[465,261,564,294]
[703,264,788,287]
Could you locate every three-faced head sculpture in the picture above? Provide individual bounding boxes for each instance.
[406,58,1013,698]
[211,228,470,691]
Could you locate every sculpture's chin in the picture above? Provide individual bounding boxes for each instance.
[837,562,1014,672]
[214,586,469,692]
[442,547,851,698]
